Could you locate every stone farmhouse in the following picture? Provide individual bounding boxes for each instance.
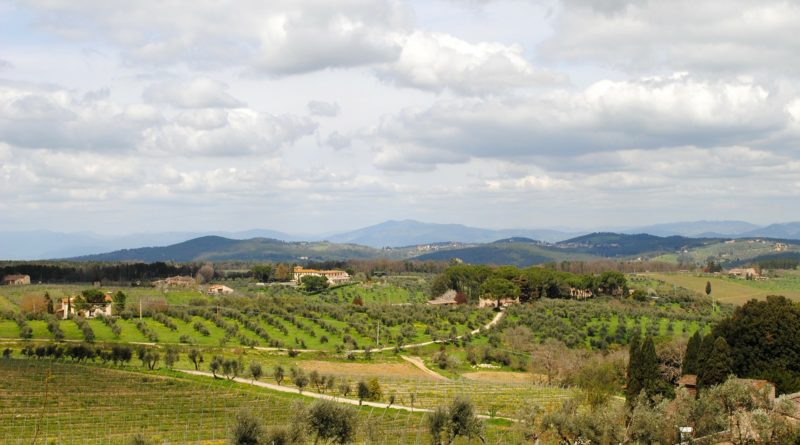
[153,276,196,288]
[292,266,350,285]
[57,294,113,320]
[727,268,761,279]
[207,284,234,295]
[3,274,31,285]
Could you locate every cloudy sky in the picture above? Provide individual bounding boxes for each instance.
[2,0,800,235]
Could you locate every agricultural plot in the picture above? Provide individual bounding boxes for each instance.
[0,359,453,445]
[646,273,800,304]
[0,302,493,353]
[327,281,428,304]
[500,298,720,350]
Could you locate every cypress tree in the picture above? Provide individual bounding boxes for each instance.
[626,336,642,405]
[696,333,715,377]
[639,337,661,398]
[697,337,733,391]
[682,332,702,375]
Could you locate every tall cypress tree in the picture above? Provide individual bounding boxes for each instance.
[682,332,702,375]
[639,337,661,398]
[626,336,642,405]
[697,337,733,391]
[696,334,715,377]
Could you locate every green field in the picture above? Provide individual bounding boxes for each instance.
[645,272,800,304]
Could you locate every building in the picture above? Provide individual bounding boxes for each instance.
[677,374,698,397]
[57,294,113,320]
[677,375,775,400]
[3,274,31,285]
[428,289,459,306]
[207,284,234,295]
[727,268,761,279]
[292,266,350,285]
[569,287,593,299]
[153,276,196,288]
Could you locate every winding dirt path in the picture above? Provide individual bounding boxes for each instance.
[178,369,516,421]
[400,355,448,381]
[349,309,506,354]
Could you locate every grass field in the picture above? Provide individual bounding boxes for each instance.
[645,273,800,304]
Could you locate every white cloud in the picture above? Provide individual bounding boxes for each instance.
[141,109,317,157]
[143,78,245,108]
[378,31,565,94]
[0,80,315,156]
[0,80,153,151]
[544,0,800,76]
[370,74,792,169]
[307,100,340,117]
[20,0,412,75]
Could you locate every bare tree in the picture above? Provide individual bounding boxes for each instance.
[196,263,215,284]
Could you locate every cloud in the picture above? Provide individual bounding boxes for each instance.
[140,109,317,157]
[20,0,412,75]
[307,100,340,117]
[370,74,792,170]
[143,78,245,108]
[0,60,12,70]
[0,80,156,151]
[378,31,565,94]
[544,0,800,76]
[0,80,315,156]
[324,131,351,150]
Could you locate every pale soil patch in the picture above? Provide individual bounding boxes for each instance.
[462,371,548,384]
[298,360,435,380]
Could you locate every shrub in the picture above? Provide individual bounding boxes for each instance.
[230,408,265,445]
[304,400,357,445]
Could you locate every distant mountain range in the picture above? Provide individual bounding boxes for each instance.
[3,219,800,261]
[60,231,800,268]
[325,219,578,247]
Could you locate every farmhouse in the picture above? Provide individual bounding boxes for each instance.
[677,374,775,400]
[428,289,459,306]
[727,268,760,279]
[569,287,593,299]
[3,274,31,285]
[153,275,196,288]
[207,284,233,295]
[57,294,113,320]
[292,266,350,285]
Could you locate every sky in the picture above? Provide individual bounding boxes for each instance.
[1,0,800,235]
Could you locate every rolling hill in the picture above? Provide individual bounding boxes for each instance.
[555,232,717,257]
[70,236,389,263]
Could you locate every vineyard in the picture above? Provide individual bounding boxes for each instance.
[0,358,583,444]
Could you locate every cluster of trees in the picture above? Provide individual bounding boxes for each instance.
[683,332,734,390]
[626,336,673,404]
[229,400,357,445]
[226,396,484,445]
[712,295,800,394]
[431,264,627,304]
[521,377,799,444]
[0,262,199,283]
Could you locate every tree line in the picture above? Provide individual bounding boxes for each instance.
[430,264,628,304]
[0,262,199,283]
